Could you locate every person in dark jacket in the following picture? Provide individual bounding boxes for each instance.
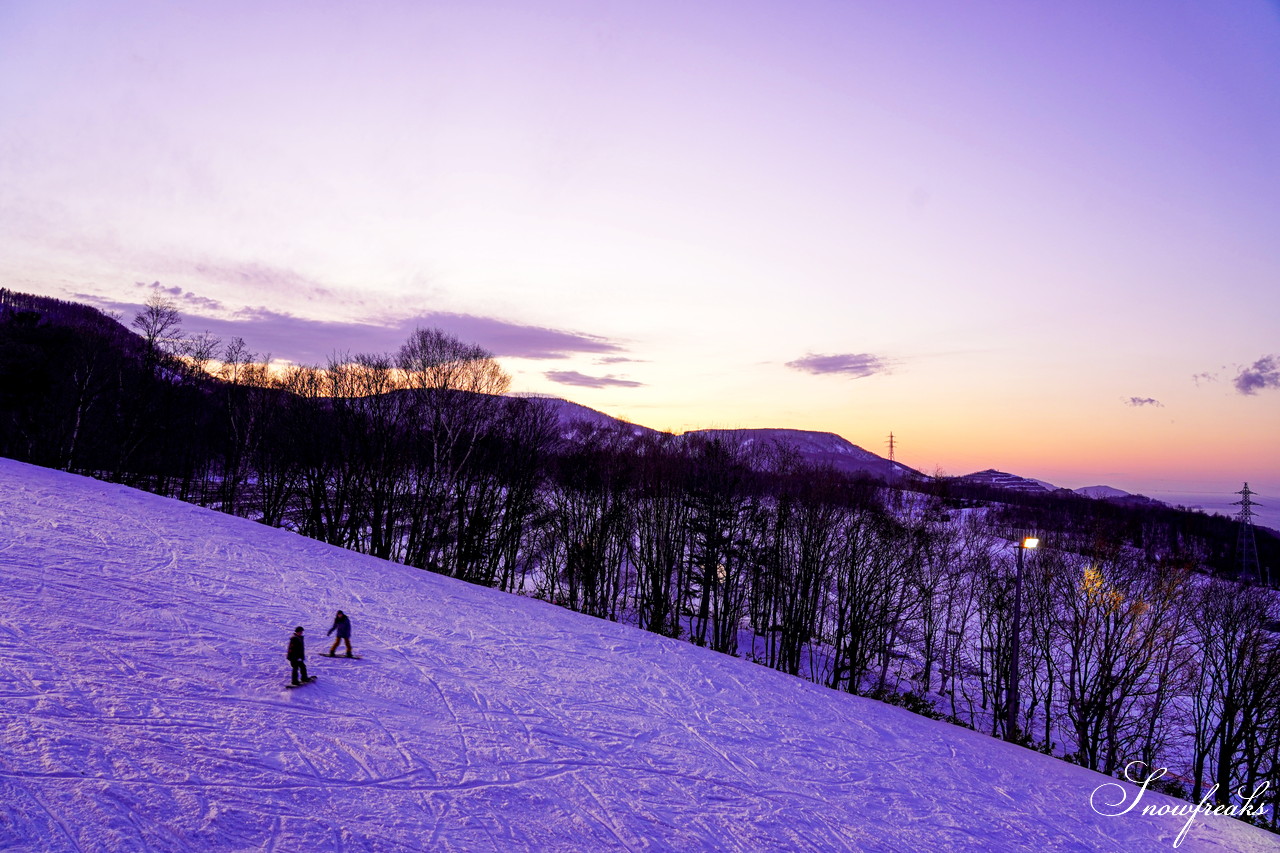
[326,610,354,657]
[287,626,309,685]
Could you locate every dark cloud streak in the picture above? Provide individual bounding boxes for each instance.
[420,312,621,360]
[85,296,626,365]
[786,352,889,378]
[135,281,226,314]
[545,371,644,389]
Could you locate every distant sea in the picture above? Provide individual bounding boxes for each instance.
[1144,490,1280,535]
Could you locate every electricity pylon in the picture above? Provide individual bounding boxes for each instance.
[1233,483,1263,583]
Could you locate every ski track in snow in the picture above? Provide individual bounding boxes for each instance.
[0,459,1275,852]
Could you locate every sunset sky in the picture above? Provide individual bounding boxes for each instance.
[1,0,1277,506]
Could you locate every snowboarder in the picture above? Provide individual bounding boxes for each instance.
[287,625,311,685]
[326,609,354,657]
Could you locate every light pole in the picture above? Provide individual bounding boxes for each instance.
[1006,535,1039,741]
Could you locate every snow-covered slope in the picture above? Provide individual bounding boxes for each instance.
[0,459,1272,851]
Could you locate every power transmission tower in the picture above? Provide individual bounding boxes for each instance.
[1233,483,1263,583]
[886,432,896,463]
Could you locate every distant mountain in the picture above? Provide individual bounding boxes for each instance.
[1073,485,1167,509]
[955,469,1056,493]
[946,474,1173,509]
[685,428,918,481]
[1074,485,1129,499]
[531,397,916,481]
[518,395,657,438]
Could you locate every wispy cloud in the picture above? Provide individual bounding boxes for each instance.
[545,371,644,389]
[68,253,355,317]
[187,261,337,298]
[1125,397,1163,408]
[786,352,889,378]
[1234,355,1280,395]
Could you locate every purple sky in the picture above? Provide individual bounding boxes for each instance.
[1,0,1277,499]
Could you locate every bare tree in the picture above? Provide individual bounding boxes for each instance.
[396,328,512,576]
[131,291,183,371]
[1189,579,1279,805]
[397,327,510,396]
[542,431,632,618]
[480,397,557,592]
[686,436,758,654]
[343,353,411,561]
[630,433,692,637]
[827,505,908,694]
[178,331,221,383]
[758,469,843,678]
[1051,552,1169,773]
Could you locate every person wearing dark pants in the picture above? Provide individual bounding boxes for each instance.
[287,626,310,685]
[327,610,354,657]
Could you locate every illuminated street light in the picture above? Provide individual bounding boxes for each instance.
[1007,535,1039,741]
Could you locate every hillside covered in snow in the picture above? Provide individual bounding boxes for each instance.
[1,458,1274,851]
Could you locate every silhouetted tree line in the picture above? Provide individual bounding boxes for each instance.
[4,288,1280,830]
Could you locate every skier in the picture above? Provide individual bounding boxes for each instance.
[326,609,354,657]
[287,625,312,685]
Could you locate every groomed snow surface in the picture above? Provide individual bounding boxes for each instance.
[0,459,1274,852]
